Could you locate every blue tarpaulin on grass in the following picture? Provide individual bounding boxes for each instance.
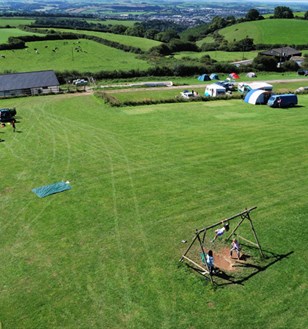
[32,181,72,198]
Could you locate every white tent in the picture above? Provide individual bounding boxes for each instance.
[238,82,273,93]
[246,72,257,78]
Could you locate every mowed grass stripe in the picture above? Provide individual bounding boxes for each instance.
[0,94,307,328]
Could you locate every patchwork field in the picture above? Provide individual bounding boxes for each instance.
[0,93,307,328]
[0,28,44,44]
[0,18,35,27]
[45,28,161,52]
[0,39,150,73]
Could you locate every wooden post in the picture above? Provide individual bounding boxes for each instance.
[246,213,265,258]
[179,231,199,262]
[197,233,214,284]
[225,215,246,241]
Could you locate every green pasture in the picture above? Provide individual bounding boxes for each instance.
[42,28,161,52]
[0,28,44,44]
[87,19,137,27]
[0,39,150,73]
[0,92,307,328]
[196,35,215,45]
[0,18,35,27]
[216,19,308,45]
[174,50,259,62]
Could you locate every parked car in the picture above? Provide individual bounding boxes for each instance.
[180,90,198,98]
[297,69,308,76]
[215,81,236,91]
[73,79,88,86]
[267,94,298,108]
[0,108,16,122]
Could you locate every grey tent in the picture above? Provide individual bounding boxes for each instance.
[246,72,257,78]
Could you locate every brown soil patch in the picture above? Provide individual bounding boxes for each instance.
[214,247,239,272]
[206,246,245,272]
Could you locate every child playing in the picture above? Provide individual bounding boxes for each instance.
[211,222,229,242]
[230,238,241,259]
[206,250,214,274]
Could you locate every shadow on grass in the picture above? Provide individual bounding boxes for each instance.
[182,249,294,288]
[214,250,294,287]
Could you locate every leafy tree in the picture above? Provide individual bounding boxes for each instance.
[273,6,294,19]
[302,54,308,68]
[144,28,159,40]
[281,60,299,72]
[125,24,145,37]
[236,37,255,51]
[168,39,199,52]
[246,9,260,21]
[253,55,278,71]
[148,43,171,56]
[110,25,127,35]
[304,11,308,20]
[155,29,179,43]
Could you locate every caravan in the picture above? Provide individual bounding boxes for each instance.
[204,84,226,97]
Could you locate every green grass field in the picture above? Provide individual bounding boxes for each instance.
[174,50,260,62]
[0,92,307,328]
[41,28,161,52]
[87,19,137,27]
[216,19,308,45]
[0,28,44,43]
[104,78,308,104]
[0,39,150,73]
[0,18,35,27]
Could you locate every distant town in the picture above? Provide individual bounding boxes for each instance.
[0,0,308,27]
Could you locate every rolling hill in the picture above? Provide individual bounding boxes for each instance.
[200,19,308,45]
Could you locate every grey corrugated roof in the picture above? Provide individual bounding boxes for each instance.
[0,70,59,92]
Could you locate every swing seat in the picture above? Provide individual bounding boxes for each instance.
[200,252,207,265]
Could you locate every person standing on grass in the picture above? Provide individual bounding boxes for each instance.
[230,238,241,259]
[11,119,16,132]
[206,250,215,274]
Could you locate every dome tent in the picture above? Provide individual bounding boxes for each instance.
[229,72,240,79]
[246,72,257,78]
[197,74,211,81]
[244,89,271,105]
[210,73,219,80]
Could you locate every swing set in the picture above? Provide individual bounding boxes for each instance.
[179,206,264,284]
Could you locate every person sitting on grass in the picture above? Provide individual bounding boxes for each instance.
[211,222,229,242]
[230,238,241,259]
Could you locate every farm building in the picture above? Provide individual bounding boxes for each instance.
[0,70,60,98]
[259,47,302,61]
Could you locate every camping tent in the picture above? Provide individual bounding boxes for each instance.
[204,84,226,97]
[238,82,273,93]
[197,74,211,81]
[210,73,219,80]
[246,72,257,78]
[229,72,240,79]
[244,89,271,105]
